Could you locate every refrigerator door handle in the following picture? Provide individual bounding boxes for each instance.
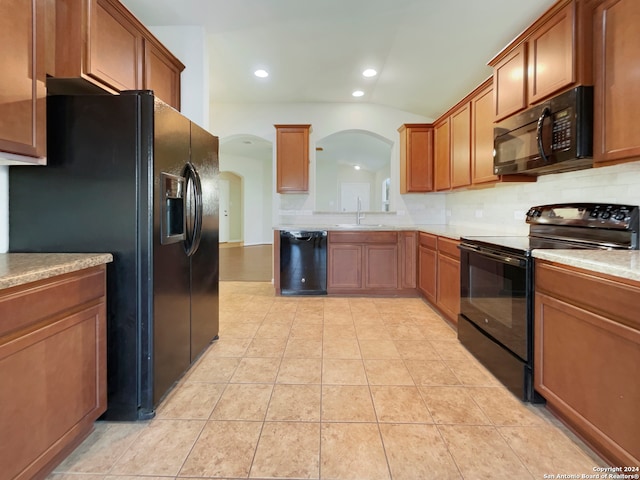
[183,162,203,257]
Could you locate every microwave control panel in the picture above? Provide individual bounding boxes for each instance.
[551,108,572,151]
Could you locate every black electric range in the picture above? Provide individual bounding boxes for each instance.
[457,203,639,401]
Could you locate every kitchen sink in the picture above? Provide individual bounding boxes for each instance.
[333,224,384,228]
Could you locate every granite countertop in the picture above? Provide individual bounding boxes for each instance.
[532,249,640,283]
[0,253,114,290]
[275,224,506,240]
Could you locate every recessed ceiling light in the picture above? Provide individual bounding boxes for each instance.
[362,68,377,77]
[354,165,361,170]
[254,69,269,78]
[352,90,364,97]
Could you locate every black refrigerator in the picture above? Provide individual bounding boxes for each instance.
[9,91,219,420]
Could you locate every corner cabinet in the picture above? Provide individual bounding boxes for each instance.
[53,0,184,110]
[0,0,47,163]
[398,124,434,193]
[489,0,594,121]
[593,0,640,166]
[0,266,108,480]
[275,124,311,194]
[417,232,460,325]
[535,260,640,467]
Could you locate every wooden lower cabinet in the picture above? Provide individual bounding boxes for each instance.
[327,231,415,295]
[417,232,460,324]
[535,261,640,467]
[417,233,437,304]
[0,266,107,480]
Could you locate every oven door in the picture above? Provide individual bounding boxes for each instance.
[459,243,531,361]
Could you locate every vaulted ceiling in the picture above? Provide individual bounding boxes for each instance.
[121,0,557,120]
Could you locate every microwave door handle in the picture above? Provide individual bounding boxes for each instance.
[536,107,552,162]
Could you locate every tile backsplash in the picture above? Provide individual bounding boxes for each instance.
[444,160,640,235]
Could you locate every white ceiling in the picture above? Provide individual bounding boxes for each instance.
[121,0,557,120]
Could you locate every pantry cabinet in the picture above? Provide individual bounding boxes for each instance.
[275,124,311,194]
[53,0,184,109]
[490,0,593,121]
[398,124,434,193]
[417,232,460,324]
[593,0,640,165]
[535,260,640,467]
[0,0,47,162]
[0,265,108,480]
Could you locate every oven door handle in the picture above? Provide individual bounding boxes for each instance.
[459,244,526,267]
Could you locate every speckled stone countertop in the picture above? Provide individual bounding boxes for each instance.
[532,249,640,283]
[0,253,114,290]
[274,224,505,240]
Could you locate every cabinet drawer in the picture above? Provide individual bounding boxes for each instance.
[418,232,437,249]
[0,266,106,339]
[329,231,397,244]
[437,237,460,259]
[536,262,640,331]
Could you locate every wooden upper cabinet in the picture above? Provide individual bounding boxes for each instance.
[493,44,527,121]
[398,123,434,193]
[593,0,640,165]
[489,0,592,121]
[0,0,46,162]
[53,0,184,110]
[87,0,143,92]
[472,82,498,184]
[144,38,183,110]
[450,103,471,188]
[275,124,311,193]
[527,2,574,104]
[434,118,450,191]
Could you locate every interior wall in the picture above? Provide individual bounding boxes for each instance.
[219,152,273,245]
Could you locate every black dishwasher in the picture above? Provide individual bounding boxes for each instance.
[280,230,327,295]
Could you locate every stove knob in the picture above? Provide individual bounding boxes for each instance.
[600,211,611,219]
[615,212,626,221]
[589,209,599,218]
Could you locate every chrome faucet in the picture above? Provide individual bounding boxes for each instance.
[356,196,365,225]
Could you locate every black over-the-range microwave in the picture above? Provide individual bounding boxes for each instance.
[493,86,593,176]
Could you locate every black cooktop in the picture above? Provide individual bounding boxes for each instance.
[460,235,608,255]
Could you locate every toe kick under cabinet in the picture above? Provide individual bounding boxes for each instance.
[535,260,640,467]
[0,265,108,480]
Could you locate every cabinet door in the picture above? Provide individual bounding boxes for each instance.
[364,244,398,290]
[399,231,417,289]
[87,0,142,92]
[418,245,437,304]
[434,119,450,191]
[527,2,574,105]
[437,239,460,325]
[450,103,471,189]
[327,244,362,290]
[593,0,640,164]
[535,293,640,466]
[0,303,106,479]
[144,39,182,110]
[0,0,46,160]
[493,44,527,121]
[275,124,311,193]
[399,124,433,193]
[472,84,498,184]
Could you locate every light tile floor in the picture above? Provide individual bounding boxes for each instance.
[49,281,606,480]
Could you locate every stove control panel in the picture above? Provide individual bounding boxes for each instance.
[526,203,639,230]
